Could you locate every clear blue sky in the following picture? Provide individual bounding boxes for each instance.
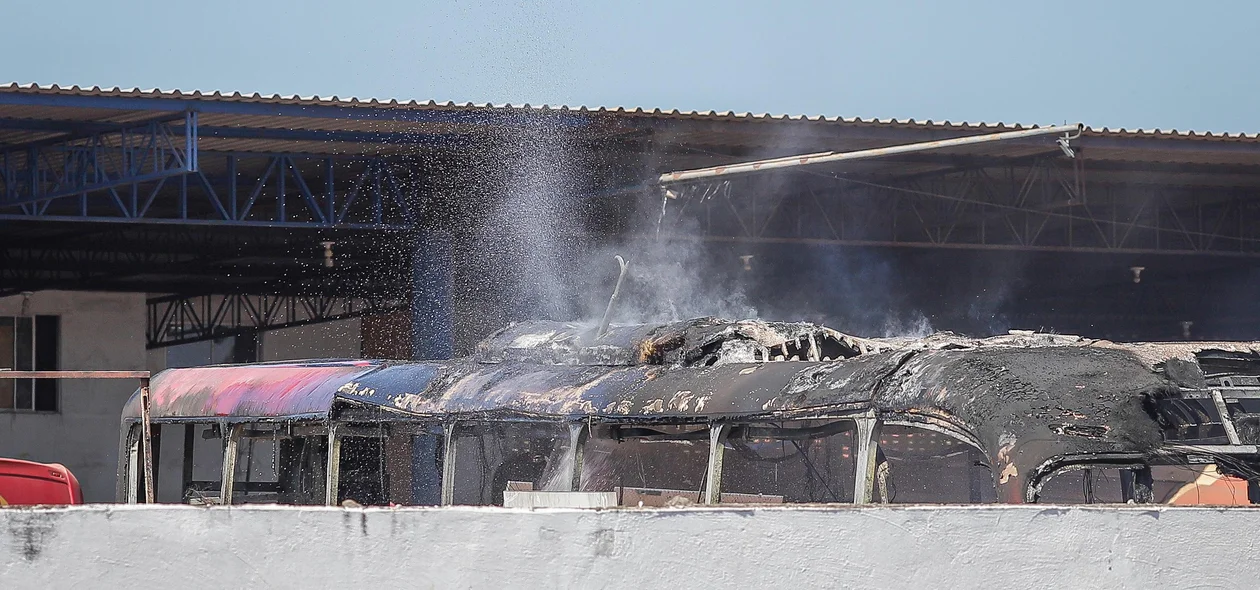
[4,0,1258,132]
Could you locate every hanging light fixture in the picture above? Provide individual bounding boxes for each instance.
[321,241,336,268]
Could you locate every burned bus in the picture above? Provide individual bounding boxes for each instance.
[118,318,1260,507]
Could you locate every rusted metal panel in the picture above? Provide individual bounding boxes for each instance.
[0,370,150,378]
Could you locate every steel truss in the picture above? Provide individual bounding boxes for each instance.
[1,112,197,210]
[147,293,406,349]
[657,156,1260,257]
[0,148,424,228]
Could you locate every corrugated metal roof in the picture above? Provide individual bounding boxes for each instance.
[6,82,1260,184]
[5,82,1260,141]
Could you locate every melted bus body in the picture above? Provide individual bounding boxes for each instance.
[118,319,1260,507]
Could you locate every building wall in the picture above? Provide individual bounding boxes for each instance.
[2,504,1257,587]
[0,291,146,503]
[260,319,361,361]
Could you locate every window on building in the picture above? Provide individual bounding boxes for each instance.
[0,315,60,412]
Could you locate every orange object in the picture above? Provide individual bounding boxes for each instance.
[1167,465,1251,506]
[0,458,83,506]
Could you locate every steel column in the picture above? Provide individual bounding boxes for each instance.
[440,422,458,506]
[324,423,342,506]
[220,424,244,505]
[412,230,453,360]
[852,414,881,504]
[703,423,730,505]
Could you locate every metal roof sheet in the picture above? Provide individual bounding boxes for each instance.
[5,82,1260,141]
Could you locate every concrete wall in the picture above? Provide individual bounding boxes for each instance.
[260,318,361,361]
[0,291,146,503]
[2,504,1256,588]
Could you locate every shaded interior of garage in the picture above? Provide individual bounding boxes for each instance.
[3,84,1260,358]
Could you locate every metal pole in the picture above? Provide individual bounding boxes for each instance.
[567,423,588,492]
[440,422,458,506]
[126,428,140,504]
[182,424,195,502]
[659,124,1082,185]
[1212,390,1242,445]
[596,255,629,338]
[325,423,342,506]
[220,424,243,505]
[852,414,881,504]
[703,423,730,505]
[139,376,155,504]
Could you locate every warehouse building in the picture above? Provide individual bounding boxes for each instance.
[3,83,1260,499]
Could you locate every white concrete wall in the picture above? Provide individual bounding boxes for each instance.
[1,504,1256,588]
[260,318,361,361]
[0,292,146,503]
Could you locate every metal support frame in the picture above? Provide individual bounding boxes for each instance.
[147,293,406,348]
[325,423,342,506]
[852,414,881,504]
[1212,390,1243,445]
[440,422,458,506]
[182,424,195,501]
[0,112,197,210]
[220,423,244,505]
[566,423,589,492]
[653,155,1260,258]
[0,151,423,229]
[126,429,140,503]
[703,422,730,505]
[149,423,162,496]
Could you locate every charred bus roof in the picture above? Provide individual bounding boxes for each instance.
[121,317,1260,502]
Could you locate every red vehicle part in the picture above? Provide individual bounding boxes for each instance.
[0,458,83,505]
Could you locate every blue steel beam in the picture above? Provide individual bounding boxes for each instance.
[0,112,198,208]
[0,112,189,151]
[194,125,471,147]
